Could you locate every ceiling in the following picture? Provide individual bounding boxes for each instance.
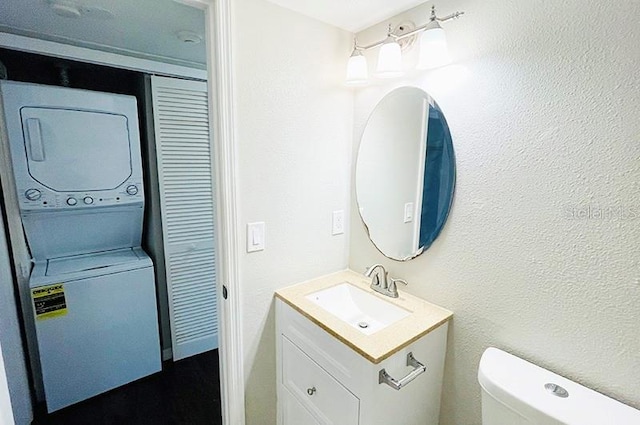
[0,0,430,68]
[265,0,430,33]
[0,0,206,68]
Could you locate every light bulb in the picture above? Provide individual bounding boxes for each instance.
[375,36,403,78]
[417,22,451,70]
[346,50,368,86]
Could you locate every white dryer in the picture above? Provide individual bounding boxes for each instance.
[0,81,161,412]
[1,81,145,214]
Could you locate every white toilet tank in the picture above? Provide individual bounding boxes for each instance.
[478,347,640,425]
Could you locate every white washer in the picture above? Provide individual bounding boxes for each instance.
[0,81,161,412]
[30,248,160,412]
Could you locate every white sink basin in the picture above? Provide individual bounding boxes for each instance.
[305,282,411,335]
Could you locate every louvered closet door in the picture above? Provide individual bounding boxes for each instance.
[151,76,218,360]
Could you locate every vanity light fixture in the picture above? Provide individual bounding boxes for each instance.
[346,40,368,86]
[375,25,404,79]
[345,5,464,86]
[417,7,452,69]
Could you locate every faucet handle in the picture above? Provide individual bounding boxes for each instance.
[390,278,408,287]
[387,277,408,298]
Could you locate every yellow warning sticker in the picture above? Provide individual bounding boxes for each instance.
[32,284,67,320]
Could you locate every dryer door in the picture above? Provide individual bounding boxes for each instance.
[20,107,132,192]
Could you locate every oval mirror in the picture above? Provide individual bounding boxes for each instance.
[355,87,455,261]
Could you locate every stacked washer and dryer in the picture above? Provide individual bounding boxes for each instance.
[1,80,161,412]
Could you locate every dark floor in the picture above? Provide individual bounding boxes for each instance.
[32,350,222,425]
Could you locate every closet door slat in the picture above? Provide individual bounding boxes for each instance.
[151,76,218,361]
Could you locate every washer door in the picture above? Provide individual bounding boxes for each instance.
[20,107,132,192]
[33,266,161,412]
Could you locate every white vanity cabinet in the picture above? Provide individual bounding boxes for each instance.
[276,298,449,425]
[281,336,360,424]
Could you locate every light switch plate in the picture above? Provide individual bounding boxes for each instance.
[404,202,414,223]
[332,210,344,235]
[247,222,265,252]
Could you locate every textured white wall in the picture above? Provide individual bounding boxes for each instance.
[350,1,640,424]
[231,1,353,423]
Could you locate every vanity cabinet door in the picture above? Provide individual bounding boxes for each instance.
[282,336,359,425]
[282,388,320,425]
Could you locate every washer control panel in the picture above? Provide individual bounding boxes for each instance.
[18,182,144,210]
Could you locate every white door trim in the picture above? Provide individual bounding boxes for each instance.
[0,211,16,425]
[178,1,245,424]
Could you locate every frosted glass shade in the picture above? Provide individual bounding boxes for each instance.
[346,53,368,86]
[417,26,451,70]
[375,39,403,78]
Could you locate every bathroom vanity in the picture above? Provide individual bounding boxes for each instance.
[275,270,452,425]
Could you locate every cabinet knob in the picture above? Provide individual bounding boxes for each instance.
[306,386,316,396]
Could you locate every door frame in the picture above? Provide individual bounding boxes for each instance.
[176,1,244,424]
[178,1,244,424]
[0,209,16,425]
[0,338,15,425]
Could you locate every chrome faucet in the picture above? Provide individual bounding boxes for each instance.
[364,264,408,298]
[365,264,387,288]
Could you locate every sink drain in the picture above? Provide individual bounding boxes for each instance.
[358,321,369,329]
[545,383,569,398]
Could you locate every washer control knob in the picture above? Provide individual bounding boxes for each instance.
[83,196,94,205]
[126,185,139,195]
[25,188,42,201]
[66,197,78,206]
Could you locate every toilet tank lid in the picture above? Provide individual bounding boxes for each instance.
[478,347,640,425]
